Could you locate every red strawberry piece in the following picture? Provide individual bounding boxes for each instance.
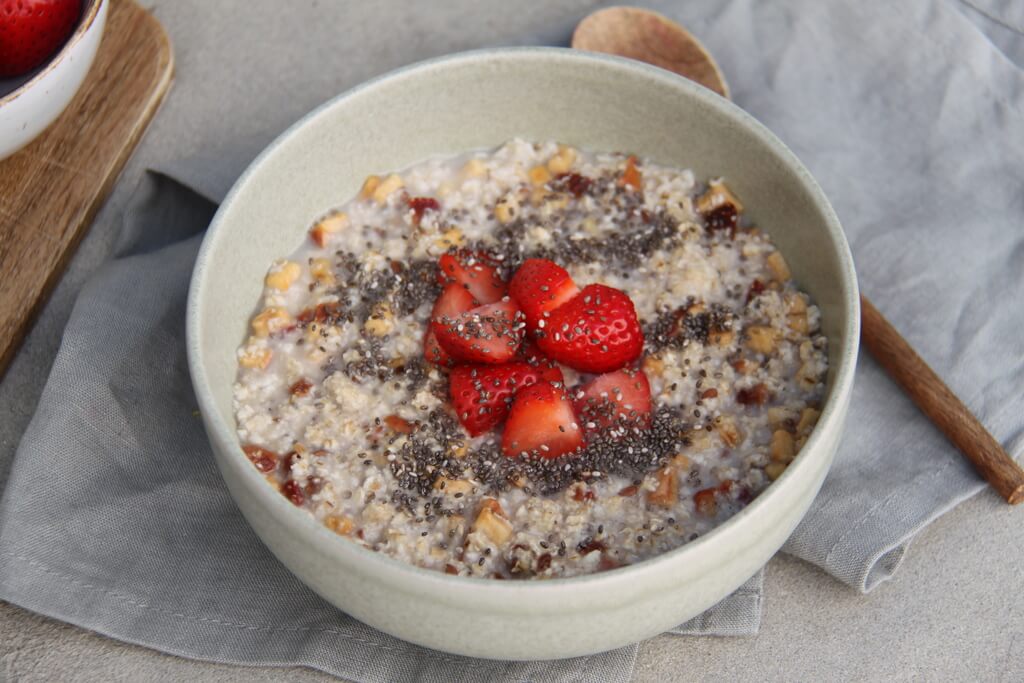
[423,284,476,366]
[573,368,652,432]
[432,299,524,364]
[436,250,507,304]
[408,196,440,225]
[449,361,565,436]
[536,284,644,373]
[509,258,580,331]
[502,382,583,459]
[0,0,81,78]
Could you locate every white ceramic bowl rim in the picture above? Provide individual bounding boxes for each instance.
[0,0,103,105]
[187,46,859,599]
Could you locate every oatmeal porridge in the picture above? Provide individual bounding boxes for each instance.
[233,139,828,579]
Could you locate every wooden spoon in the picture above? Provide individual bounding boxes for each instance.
[573,6,1024,505]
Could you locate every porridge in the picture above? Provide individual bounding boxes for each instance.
[233,140,828,579]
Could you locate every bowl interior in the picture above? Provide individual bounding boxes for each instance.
[0,0,101,99]
[189,48,858,587]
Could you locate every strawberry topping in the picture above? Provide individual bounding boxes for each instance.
[536,284,644,373]
[573,368,652,432]
[509,258,580,331]
[449,362,564,436]
[432,299,524,364]
[436,250,507,304]
[423,284,476,366]
[501,382,583,459]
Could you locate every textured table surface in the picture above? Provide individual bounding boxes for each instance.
[1,1,1022,680]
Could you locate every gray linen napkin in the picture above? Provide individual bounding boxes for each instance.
[1,0,1022,680]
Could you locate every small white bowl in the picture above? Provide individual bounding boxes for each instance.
[188,48,859,660]
[0,0,107,160]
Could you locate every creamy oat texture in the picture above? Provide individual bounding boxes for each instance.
[233,140,828,579]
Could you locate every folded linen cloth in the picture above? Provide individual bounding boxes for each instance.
[0,0,1021,681]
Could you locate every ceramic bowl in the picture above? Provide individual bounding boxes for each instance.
[0,0,108,160]
[187,48,859,660]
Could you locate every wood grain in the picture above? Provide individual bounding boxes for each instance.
[0,0,173,378]
[861,297,1024,504]
[573,8,1024,504]
[572,7,730,98]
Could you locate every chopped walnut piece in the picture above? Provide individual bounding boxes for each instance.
[766,251,792,282]
[708,328,735,347]
[371,174,404,204]
[716,416,742,447]
[309,212,348,247]
[265,261,301,290]
[251,307,291,338]
[324,515,354,536]
[239,344,272,370]
[797,407,821,435]
[472,501,513,546]
[745,325,780,354]
[546,145,577,175]
[647,466,678,508]
[696,179,744,214]
[770,430,796,463]
[527,165,552,186]
[765,462,787,480]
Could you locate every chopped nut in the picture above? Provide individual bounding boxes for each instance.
[472,503,513,546]
[765,462,787,481]
[696,179,744,214]
[462,158,486,178]
[324,515,354,535]
[736,383,770,405]
[766,251,792,282]
[251,307,291,338]
[688,428,713,450]
[434,477,473,497]
[770,430,795,463]
[785,292,808,315]
[309,212,349,247]
[494,194,520,224]
[745,325,780,354]
[434,227,464,250]
[450,443,469,459]
[647,466,678,508]
[788,311,809,334]
[767,406,797,427]
[239,344,272,369]
[620,155,642,189]
[797,407,821,435]
[372,174,404,204]
[309,258,336,286]
[363,303,394,336]
[528,165,552,186]
[708,329,735,346]
[265,261,301,290]
[546,145,577,175]
[716,416,742,447]
[359,174,381,199]
[641,355,665,377]
[796,361,820,388]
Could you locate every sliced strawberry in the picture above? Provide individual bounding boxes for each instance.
[536,284,644,373]
[436,250,507,304]
[573,368,652,432]
[423,284,476,366]
[509,258,580,331]
[449,362,565,436]
[433,299,524,364]
[502,382,583,458]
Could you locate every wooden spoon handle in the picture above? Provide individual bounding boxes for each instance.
[860,295,1024,504]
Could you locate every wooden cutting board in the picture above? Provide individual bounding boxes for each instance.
[0,0,173,377]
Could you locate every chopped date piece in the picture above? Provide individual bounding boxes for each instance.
[618,485,639,497]
[289,378,313,397]
[556,172,593,197]
[736,383,770,405]
[297,301,345,326]
[693,488,718,516]
[384,415,415,434]
[704,203,738,236]
[536,553,553,572]
[746,278,766,303]
[408,196,440,225]
[242,444,277,473]
[282,480,305,506]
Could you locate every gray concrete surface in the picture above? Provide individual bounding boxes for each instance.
[1,0,1022,680]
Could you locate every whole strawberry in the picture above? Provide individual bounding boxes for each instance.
[0,0,81,78]
[537,284,644,373]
